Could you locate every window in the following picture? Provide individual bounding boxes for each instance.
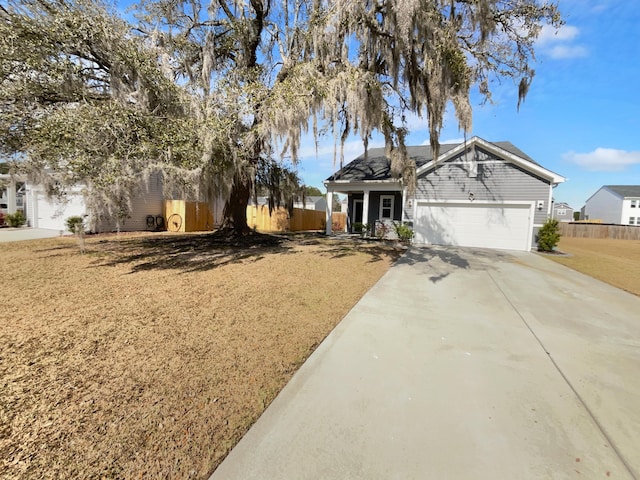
[631,200,638,208]
[630,217,636,225]
[379,195,394,220]
[556,209,566,216]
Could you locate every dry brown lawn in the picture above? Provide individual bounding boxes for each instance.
[542,236,640,296]
[0,232,402,479]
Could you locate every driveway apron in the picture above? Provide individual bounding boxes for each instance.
[210,246,640,480]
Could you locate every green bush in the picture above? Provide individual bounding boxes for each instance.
[393,222,415,243]
[5,211,26,227]
[65,215,85,234]
[374,221,390,239]
[537,218,560,252]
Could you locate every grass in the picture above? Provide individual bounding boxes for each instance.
[542,236,640,296]
[0,231,402,479]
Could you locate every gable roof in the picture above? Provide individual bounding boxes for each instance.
[326,136,563,184]
[553,202,573,209]
[605,185,640,198]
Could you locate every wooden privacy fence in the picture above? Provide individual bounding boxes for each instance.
[247,205,346,232]
[559,222,640,240]
[164,200,214,232]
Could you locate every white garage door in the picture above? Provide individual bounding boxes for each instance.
[414,202,533,251]
[35,191,87,231]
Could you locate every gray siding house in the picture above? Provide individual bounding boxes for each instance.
[552,202,574,222]
[324,136,565,251]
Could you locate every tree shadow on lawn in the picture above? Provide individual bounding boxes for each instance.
[88,231,401,274]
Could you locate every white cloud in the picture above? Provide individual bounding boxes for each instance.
[421,137,466,146]
[297,137,384,161]
[536,25,580,46]
[563,148,640,171]
[536,24,588,60]
[547,45,588,59]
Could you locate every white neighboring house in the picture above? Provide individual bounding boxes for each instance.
[583,185,640,225]
[0,173,26,217]
[293,195,327,211]
[25,174,166,232]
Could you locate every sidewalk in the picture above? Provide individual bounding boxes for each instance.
[0,227,61,242]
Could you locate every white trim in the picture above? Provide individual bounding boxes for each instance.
[379,195,395,220]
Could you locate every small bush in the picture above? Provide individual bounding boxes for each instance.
[6,211,26,227]
[393,222,415,243]
[374,220,390,239]
[65,215,85,234]
[538,218,560,252]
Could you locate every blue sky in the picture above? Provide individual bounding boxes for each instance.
[296,0,640,209]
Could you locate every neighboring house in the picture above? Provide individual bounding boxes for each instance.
[24,173,225,232]
[23,174,166,232]
[293,195,327,211]
[0,174,26,217]
[583,185,640,225]
[551,202,574,222]
[324,136,566,252]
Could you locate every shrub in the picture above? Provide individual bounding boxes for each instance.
[65,215,85,234]
[0,212,5,226]
[374,220,390,239]
[66,215,86,253]
[538,218,560,252]
[6,211,26,227]
[393,222,415,243]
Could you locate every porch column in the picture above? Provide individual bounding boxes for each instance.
[7,179,16,214]
[325,189,333,235]
[362,190,370,232]
[401,187,408,222]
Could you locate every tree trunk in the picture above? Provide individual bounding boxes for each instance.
[221,173,252,235]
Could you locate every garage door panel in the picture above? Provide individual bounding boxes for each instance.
[414,203,531,251]
[36,191,86,231]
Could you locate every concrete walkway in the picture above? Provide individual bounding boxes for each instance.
[0,227,61,242]
[211,247,640,480]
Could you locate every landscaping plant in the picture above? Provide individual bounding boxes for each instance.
[65,215,86,253]
[537,218,560,252]
[5,211,26,227]
[393,222,415,244]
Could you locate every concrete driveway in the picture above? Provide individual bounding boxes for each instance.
[0,227,61,242]
[211,247,640,480]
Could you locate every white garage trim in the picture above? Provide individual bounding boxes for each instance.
[413,200,534,251]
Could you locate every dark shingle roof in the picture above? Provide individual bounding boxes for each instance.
[326,140,536,182]
[605,185,640,198]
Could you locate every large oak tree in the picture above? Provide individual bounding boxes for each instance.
[0,0,561,233]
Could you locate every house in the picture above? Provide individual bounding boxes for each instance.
[324,136,565,251]
[23,175,166,232]
[0,173,26,218]
[551,202,574,222]
[22,172,224,232]
[293,195,327,211]
[582,185,640,225]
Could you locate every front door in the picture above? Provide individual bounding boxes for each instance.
[353,199,363,224]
